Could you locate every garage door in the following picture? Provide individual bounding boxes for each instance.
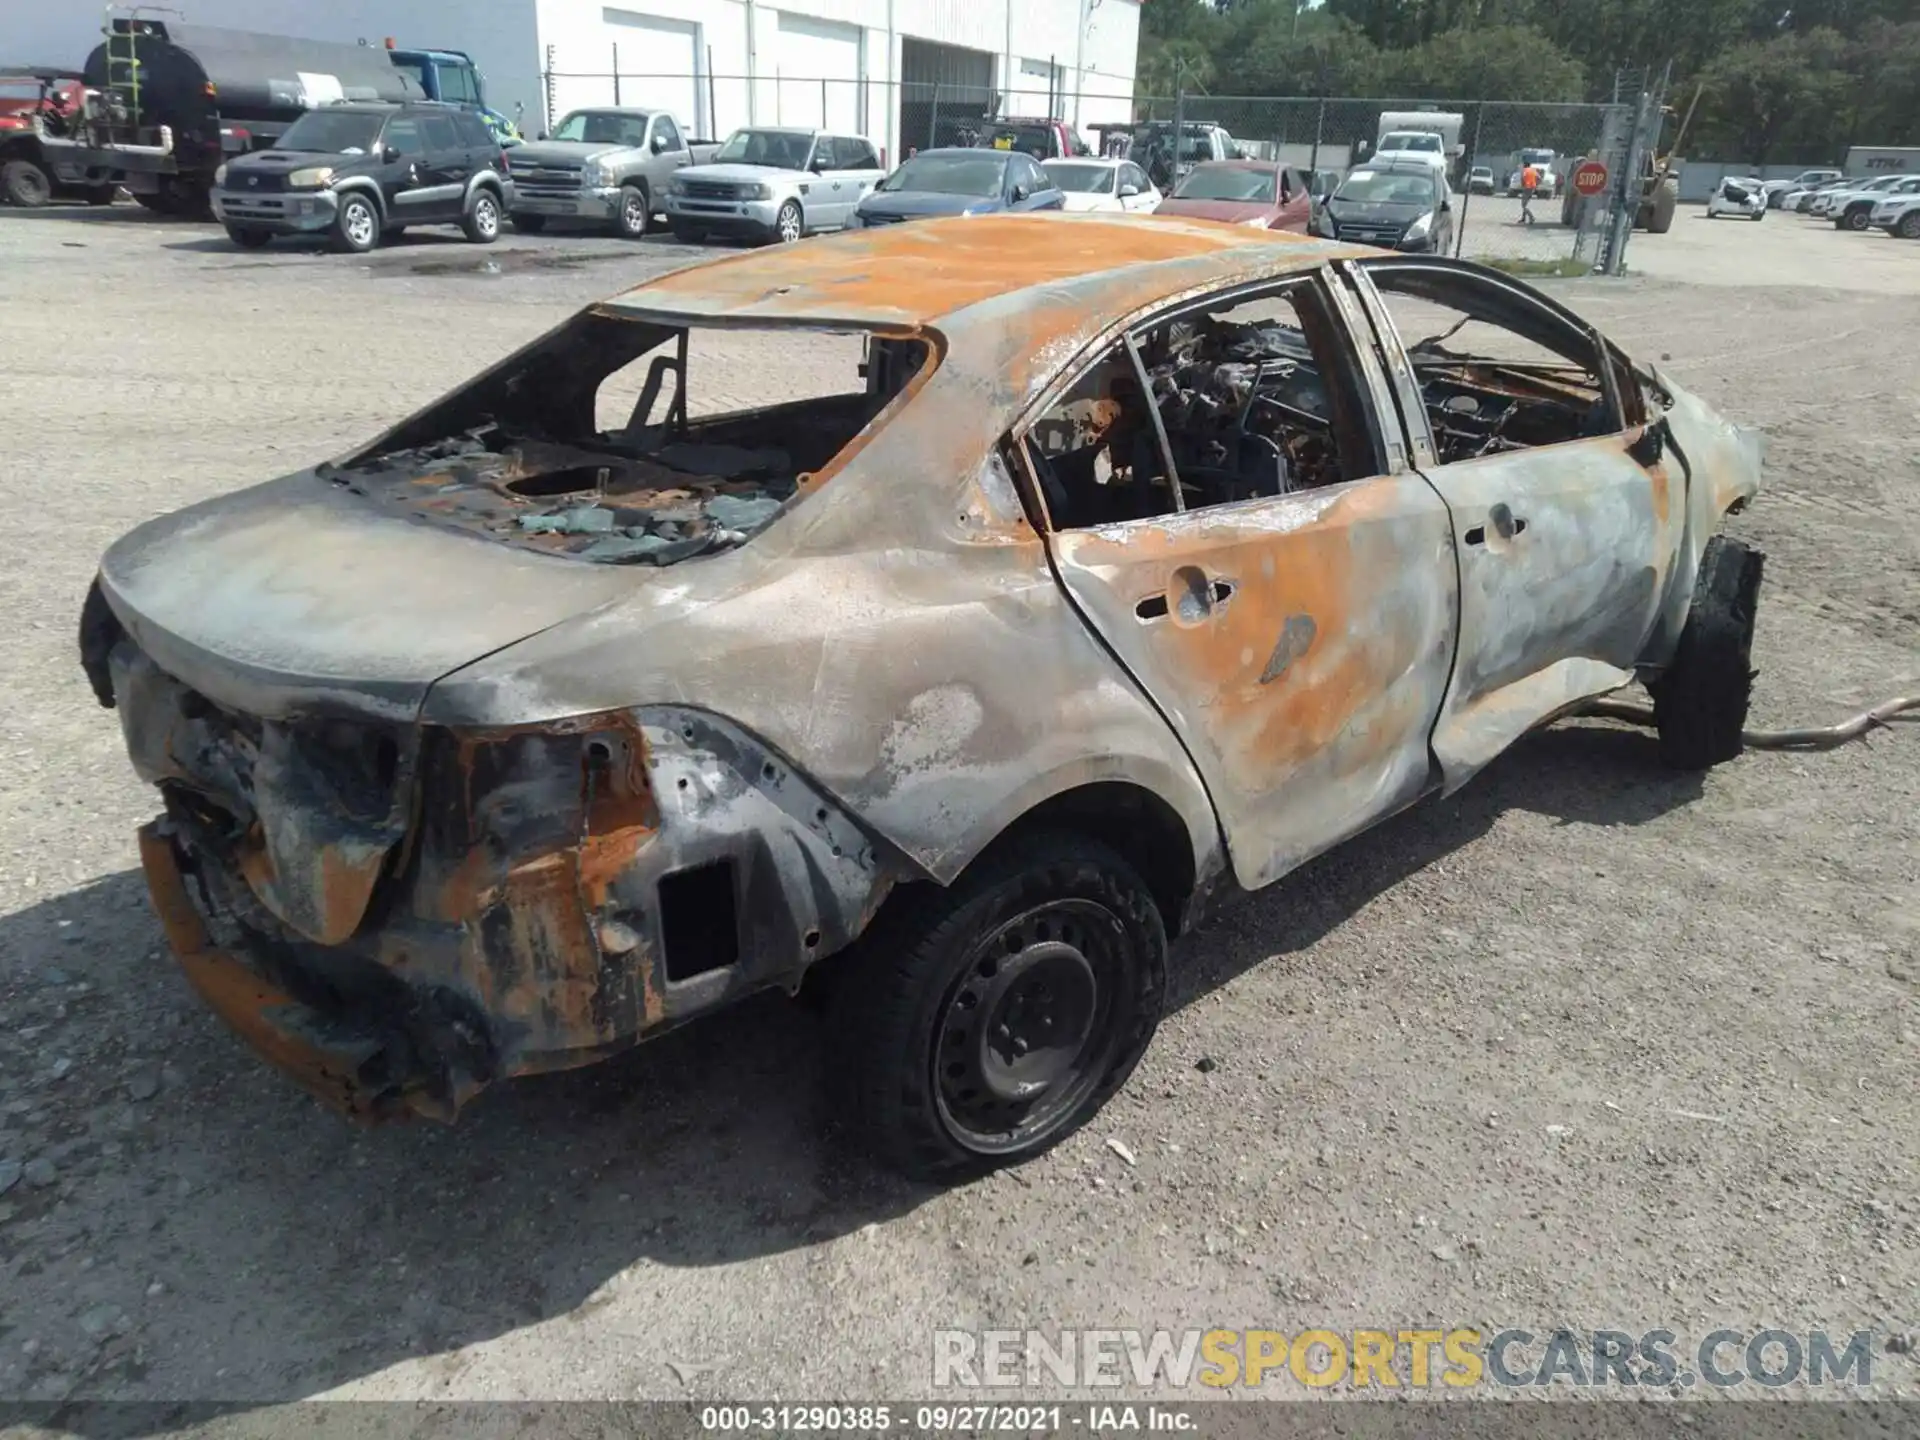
[899,37,994,151]
[772,13,863,133]
[574,8,701,136]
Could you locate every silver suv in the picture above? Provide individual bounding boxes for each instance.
[664,127,886,243]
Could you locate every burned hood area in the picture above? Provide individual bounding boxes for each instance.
[326,308,930,568]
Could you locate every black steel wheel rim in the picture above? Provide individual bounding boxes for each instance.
[932,899,1132,1154]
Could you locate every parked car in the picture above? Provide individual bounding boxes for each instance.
[210,101,510,253]
[1829,173,1920,229]
[1153,159,1311,231]
[1705,175,1766,220]
[1869,191,1920,238]
[1040,157,1159,213]
[1787,176,1856,212]
[850,147,1063,226]
[662,127,884,244]
[507,106,717,237]
[1761,168,1841,208]
[1808,174,1902,220]
[1312,158,1454,251]
[82,217,1766,1177]
[1467,165,1495,196]
[975,117,1090,161]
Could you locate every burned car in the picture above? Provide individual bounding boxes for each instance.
[83,215,1765,1178]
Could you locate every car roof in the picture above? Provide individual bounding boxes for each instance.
[913,147,1007,159]
[1187,159,1277,173]
[1045,156,1124,166]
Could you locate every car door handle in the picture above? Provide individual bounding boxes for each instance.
[1136,574,1234,622]
[1464,503,1528,547]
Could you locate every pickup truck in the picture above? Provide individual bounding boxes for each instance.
[507,106,718,237]
[973,117,1089,161]
[1129,121,1240,192]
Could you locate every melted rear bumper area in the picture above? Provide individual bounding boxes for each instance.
[117,642,897,1121]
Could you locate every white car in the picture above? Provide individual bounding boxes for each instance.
[1869,191,1920,238]
[1040,157,1161,213]
[1760,168,1841,208]
[1828,173,1920,229]
[1706,176,1766,220]
[1809,174,1906,222]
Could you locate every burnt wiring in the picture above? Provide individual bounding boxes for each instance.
[1583,693,1920,751]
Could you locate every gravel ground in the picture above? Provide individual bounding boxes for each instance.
[0,203,1915,1422]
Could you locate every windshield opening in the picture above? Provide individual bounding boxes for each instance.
[1173,166,1275,203]
[1044,162,1115,194]
[552,110,650,146]
[712,128,815,168]
[1382,133,1443,153]
[276,110,385,155]
[879,153,1005,197]
[389,58,427,89]
[344,316,934,569]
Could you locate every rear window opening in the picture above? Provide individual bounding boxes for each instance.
[327,314,932,566]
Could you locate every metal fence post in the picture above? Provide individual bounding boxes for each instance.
[1308,97,1324,178]
[822,76,828,127]
[707,47,717,138]
[930,83,941,149]
[1605,90,1656,276]
[612,43,620,105]
[1454,101,1484,257]
[542,44,555,136]
[1174,77,1186,184]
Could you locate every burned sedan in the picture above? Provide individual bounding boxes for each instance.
[83,215,1765,1178]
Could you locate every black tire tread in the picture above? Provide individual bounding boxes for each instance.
[1650,535,1764,770]
[828,831,1167,1181]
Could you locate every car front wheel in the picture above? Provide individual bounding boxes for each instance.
[615,183,650,238]
[330,192,380,253]
[1898,211,1920,240]
[773,199,804,243]
[2,158,52,208]
[828,832,1167,1180]
[1650,535,1765,770]
[1842,206,1872,231]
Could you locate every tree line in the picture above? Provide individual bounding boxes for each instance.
[1139,0,1920,164]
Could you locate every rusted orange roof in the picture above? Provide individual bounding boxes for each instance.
[610,213,1365,330]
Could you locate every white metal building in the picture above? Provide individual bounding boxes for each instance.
[8,0,1141,158]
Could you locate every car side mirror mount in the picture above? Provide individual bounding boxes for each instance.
[651,133,669,153]
[382,145,400,163]
[1011,182,1030,202]
[1118,182,1139,197]
[1440,198,1452,211]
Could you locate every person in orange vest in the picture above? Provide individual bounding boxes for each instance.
[1520,161,1540,225]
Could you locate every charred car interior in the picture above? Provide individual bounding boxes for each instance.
[323,312,931,567]
[1024,279,1382,528]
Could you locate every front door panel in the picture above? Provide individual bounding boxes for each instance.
[1049,476,1458,891]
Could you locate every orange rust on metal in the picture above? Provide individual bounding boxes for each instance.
[235,821,385,947]
[139,825,389,1120]
[623,216,1332,326]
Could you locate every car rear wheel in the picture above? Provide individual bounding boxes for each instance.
[827,832,1167,1180]
[512,212,547,233]
[615,183,650,238]
[2,158,52,208]
[1649,536,1765,770]
[462,187,501,243]
[224,226,272,249]
[330,192,380,253]
[1898,211,1920,240]
[773,199,803,243]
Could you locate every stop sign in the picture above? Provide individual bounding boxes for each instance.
[1572,159,1610,197]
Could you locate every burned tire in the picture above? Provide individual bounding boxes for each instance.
[511,212,547,233]
[828,832,1168,1180]
[3,158,53,208]
[1649,536,1765,770]
[330,192,380,253]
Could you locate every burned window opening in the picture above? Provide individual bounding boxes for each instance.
[1024,281,1376,532]
[1365,266,1631,467]
[658,860,741,982]
[322,315,931,568]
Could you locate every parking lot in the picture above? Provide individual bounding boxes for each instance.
[1,199,1917,1418]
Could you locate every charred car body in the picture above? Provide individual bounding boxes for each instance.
[84,216,1766,1177]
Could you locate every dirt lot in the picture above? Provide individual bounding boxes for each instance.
[1,204,1916,1421]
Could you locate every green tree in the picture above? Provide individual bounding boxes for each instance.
[1691,27,1853,162]
[1373,22,1587,99]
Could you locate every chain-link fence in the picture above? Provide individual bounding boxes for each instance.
[535,58,1654,272]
